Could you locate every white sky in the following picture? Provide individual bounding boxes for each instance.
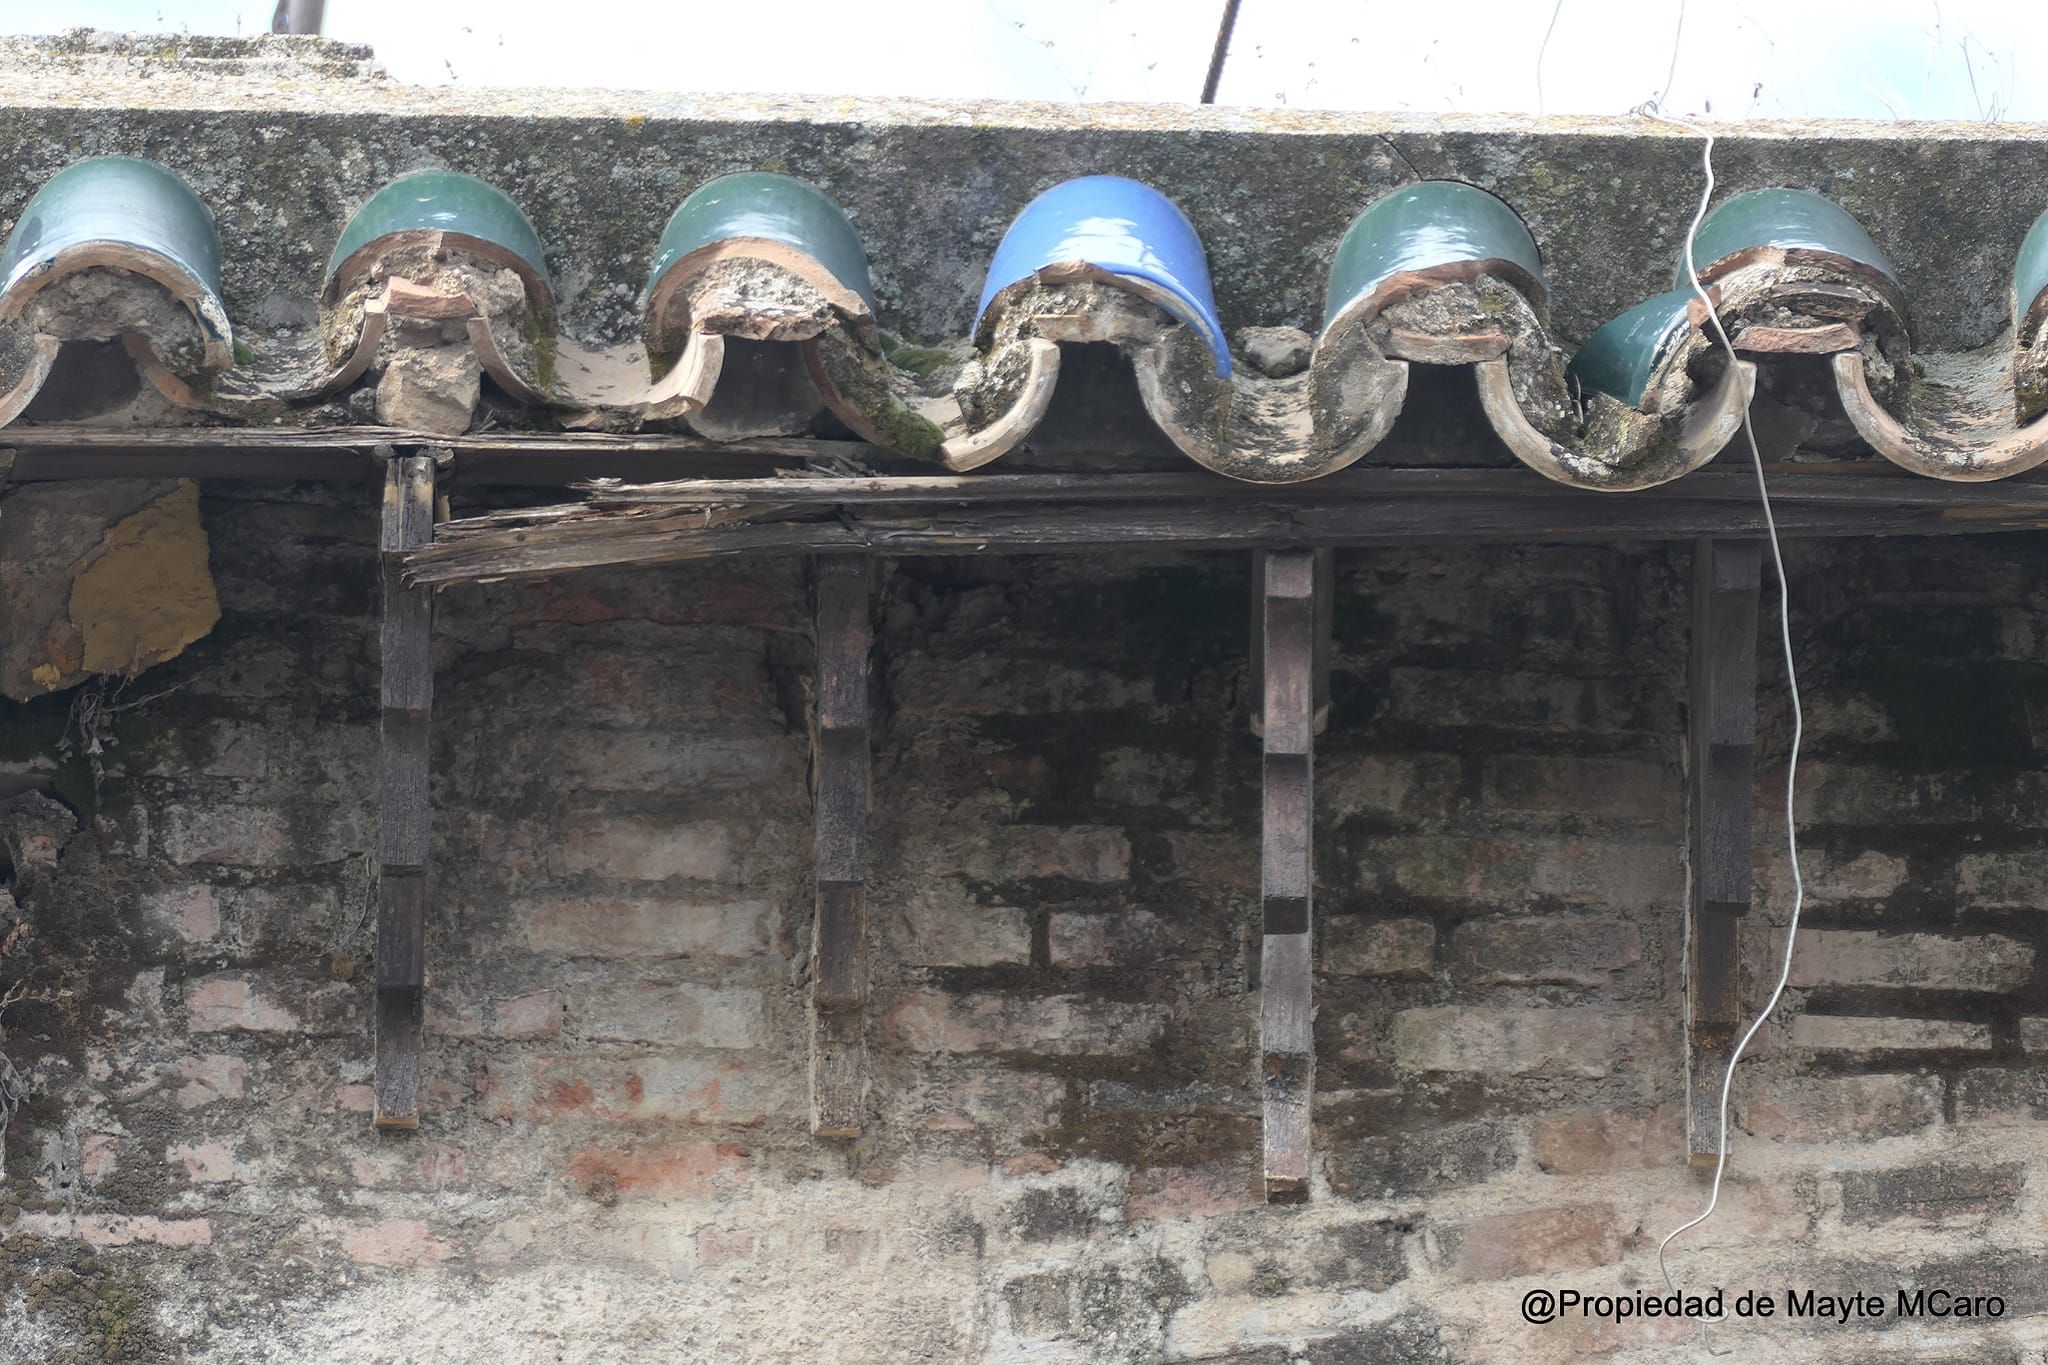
[0,0,2040,120]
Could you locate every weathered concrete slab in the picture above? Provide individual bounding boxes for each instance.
[1,33,2043,357]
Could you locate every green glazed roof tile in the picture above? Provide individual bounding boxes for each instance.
[646,172,875,314]
[1567,288,1695,409]
[0,156,222,306]
[1685,187,1897,284]
[2016,207,2048,339]
[326,169,550,300]
[1323,181,1544,333]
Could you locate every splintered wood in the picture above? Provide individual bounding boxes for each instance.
[810,556,873,1137]
[400,467,2048,588]
[1256,548,1321,1201]
[1687,538,1762,1167]
[375,453,437,1129]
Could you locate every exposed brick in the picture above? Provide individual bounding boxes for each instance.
[142,885,220,943]
[567,1141,749,1200]
[1391,1007,1656,1077]
[161,802,361,867]
[427,988,564,1041]
[1790,930,2033,992]
[324,1218,457,1268]
[1740,1073,1942,1142]
[1322,916,1435,978]
[1955,1068,2048,1124]
[11,1213,212,1248]
[1841,1162,2026,1225]
[1373,835,1680,909]
[1124,1163,1260,1222]
[1003,1271,1073,1339]
[1530,1105,1681,1174]
[1799,848,1910,902]
[558,815,742,882]
[1957,848,2048,909]
[1047,910,1171,969]
[696,1226,756,1270]
[919,824,1132,883]
[1321,752,1461,820]
[1481,754,1679,823]
[480,1052,795,1125]
[1435,1204,1623,1282]
[1792,1014,1993,1055]
[517,896,773,959]
[1388,668,1633,735]
[170,1054,248,1109]
[1449,914,1640,986]
[889,1067,1068,1139]
[895,896,1033,967]
[1325,1119,1519,1198]
[166,1139,246,1183]
[186,974,359,1036]
[882,991,1167,1056]
[571,979,765,1048]
[890,655,1154,715]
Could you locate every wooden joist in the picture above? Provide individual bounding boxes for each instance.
[374,452,438,1129]
[1256,548,1321,1201]
[1686,537,1763,1166]
[810,555,874,1137]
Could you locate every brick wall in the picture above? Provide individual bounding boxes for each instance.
[4,482,2048,1362]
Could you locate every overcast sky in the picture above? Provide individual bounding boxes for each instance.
[1,0,2040,120]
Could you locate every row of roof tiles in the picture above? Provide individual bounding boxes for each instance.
[1,156,2044,487]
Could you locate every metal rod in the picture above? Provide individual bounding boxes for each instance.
[1200,0,1244,104]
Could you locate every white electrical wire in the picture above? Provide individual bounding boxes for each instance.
[1637,108,1807,1350]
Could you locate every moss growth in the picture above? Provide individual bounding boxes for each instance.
[885,342,957,380]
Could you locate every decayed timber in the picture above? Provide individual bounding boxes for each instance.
[1686,537,1762,1167]
[404,467,2048,586]
[810,556,873,1137]
[1257,548,1318,1201]
[375,452,438,1129]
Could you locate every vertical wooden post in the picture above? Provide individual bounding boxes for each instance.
[811,555,873,1137]
[375,452,437,1129]
[1686,537,1762,1166]
[1255,547,1321,1201]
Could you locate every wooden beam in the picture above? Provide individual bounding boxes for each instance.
[375,452,438,1129]
[1686,537,1762,1167]
[0,424,834,485]
[407,471,2048,586]
[810,555,874,1137]
[1249,548,1335,739]
[1257,548,1320,1201]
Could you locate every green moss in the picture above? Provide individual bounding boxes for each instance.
[867,395,946,462]
[886,343,956,380]
[522,304,559,392]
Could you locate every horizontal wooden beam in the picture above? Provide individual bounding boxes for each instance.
[407,468,2048,585]
[1,425,836,485]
